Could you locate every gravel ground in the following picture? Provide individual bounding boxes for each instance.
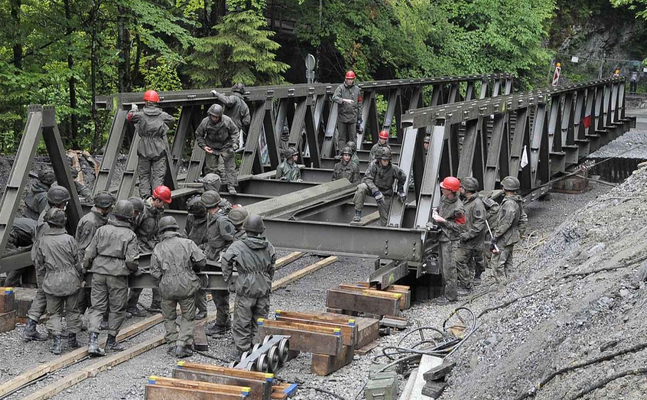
[588,130,647,159]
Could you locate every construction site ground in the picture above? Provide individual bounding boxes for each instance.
[2,131,647,399]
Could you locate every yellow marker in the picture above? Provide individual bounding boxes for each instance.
[177,361,185,367]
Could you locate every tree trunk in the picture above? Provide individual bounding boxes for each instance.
[210,0,226,29]
[10,0,22,69]
[65,0,78,148]
[117,9,131,92]
[90,6,99,154]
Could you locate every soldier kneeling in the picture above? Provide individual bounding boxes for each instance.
[151,216,207,358]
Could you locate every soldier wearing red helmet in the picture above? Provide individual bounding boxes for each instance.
[431,176,466,305]
[127,89,176,198]
[332,70,362,154]
[369,130,392,162]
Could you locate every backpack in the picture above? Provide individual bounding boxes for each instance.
[481,193,501,233]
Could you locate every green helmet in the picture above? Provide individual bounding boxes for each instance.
[243,214,265,234]
[379,147,393,160]
[38,169,55,186]
[207,104,223,117]
[287,147,299,157]
[187,196,207,217]
[94,191,115,209]
[158,216,180,233]
[347,141,357,152]
[128,196,145,214]
[46,208,67,228]
[501,176,520,191]
[461,177,480,192]
[201,190,222,208]
[228,206,249,226]
[113,199,134,219]
[46,186,71,205]
[231,83,245,94]
[341,147,352,156]
[423,136,430,144]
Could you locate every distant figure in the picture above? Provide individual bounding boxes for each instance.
[211,84,251,148]
[630,71,639,93]
[23,169,55,220]
[613,69,620,78]
[276,147,302,182]
[332,147,360,183]
[332,71,362,154]
[369,130,391,162]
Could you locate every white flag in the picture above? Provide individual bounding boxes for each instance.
[521,145,529,169]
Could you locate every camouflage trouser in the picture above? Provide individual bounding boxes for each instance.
[195,288,208,314]
[455,246,485,289]
[353,183,391,226]
[205,150,237,187]
[210,290,231,329]
[491,244,514,285]
[439,240,458,301]
[337,121,356,153]
[233,295,270,352]
[88,274,128,336]
[46,293,82,336]
[161,295,196,346]
[137,156,167,198]
[27,274,48,322]
[127,287,161,309]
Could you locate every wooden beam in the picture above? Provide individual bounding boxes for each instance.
[147,376,251,396]
[274,251,303,270]
[144,384,244,400]
[258,324,342,356]
[311,345,354,376]
[172,369,271,400]
[272,256,337,290]
[409,355,443,400]
[326,288,400,316]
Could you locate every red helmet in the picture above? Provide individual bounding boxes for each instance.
[440,177,461,192]
[345,70,356,80]
[378,130,389,140]
[143,90,160,103]
[152,185,172,204]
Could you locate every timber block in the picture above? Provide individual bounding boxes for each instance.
[311,344,354,376]
[0,287,15,313]
[146,376,251,399]
[193,323,208,352]
[326,288,400,317]
[0,311,16,333]
[145,384,244,400]
[271,383,299,399]
[322,313,379,349]
[421,381,447,398]
[386,285,411,310]
[423,361,456,381]
[258,322,342,356]
[273,310,357,347]
[172,368,272,400]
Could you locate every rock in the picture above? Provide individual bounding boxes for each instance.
[586,243,606,257]
[619,288,630,298]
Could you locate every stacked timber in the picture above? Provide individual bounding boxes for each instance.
[326,282,411,317]
[0,287,16,332]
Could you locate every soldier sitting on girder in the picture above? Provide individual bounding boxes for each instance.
[276,147,303,182]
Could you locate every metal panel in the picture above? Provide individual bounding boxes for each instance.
[414,123,445,228]
[387,126,417,227]
[240,100,270,175]
[93,108,129,195]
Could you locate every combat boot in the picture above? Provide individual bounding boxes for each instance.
[126,305,146,317]
[88,332,105,357]
[351,210,362,223]
[195,309,207,320]
[22,318,48,342]
[205,323,227,336]
[68,333,80,349]
[166,345,177,356]
[149,301,162,313]
[176,345,194,358]
[106,334,125,351]
[50,335,62,355]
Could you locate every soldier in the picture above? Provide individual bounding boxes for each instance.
[199,173,222,193]
[455,177,486,293]
[127,90,176,198]
[211,83,251,148]
[151,216,206,358]
[423,136,430,154]
[332,70,362,153]
[22,185,71,343]
[201,191,235,336]
[35,208,83,354]
[352,148,406,226]
[126,185,171,315]
[3,217,37,286]
[84,200,139,356]
[222,214,275,357]
[431,177,465,304]
[184,196,209,320]
[489,176,528,285]
[276,147,302,182]
[346,141,361,168]
[229,206,249,240]
[76,191,115,314]
[369,130,391,162]
[196,104,240,194]
[332,147,360,183]
[23,169,55,220]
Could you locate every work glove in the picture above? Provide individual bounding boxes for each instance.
[210,90,219,97]
[232,142,239,151]
[373,191,384,204]
[489,237,499,253]
[227,279,236,293]
[130,103,138,111]
[397,191,407,202]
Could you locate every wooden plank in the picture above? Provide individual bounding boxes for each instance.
[399,368,418,400]
[271,383,298,399]
[147,376,251,396]
[172,369,271,400]
[176,362,272,381]
[145,385,244,400]
[410,355,443,400]
[193,323,208,351]
[0,311,16,333]
[273,314,356,347]
[274,252,303,270]
[354,340,379,356]
[322,313,379,349]
[311,344,354,376]
[271,256,337,290]
[326,288,400,317]
[386,286,411,309]
[0,287,15,313]
[275,310,355,325]
[258,324,342,356]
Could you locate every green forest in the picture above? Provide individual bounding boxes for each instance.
[0,0,646,153]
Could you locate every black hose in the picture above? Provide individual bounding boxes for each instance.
[302,385,347,400]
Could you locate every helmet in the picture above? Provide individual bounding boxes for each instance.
[47,186,71,205]
[201,190,222,208]
[378,130,389,140]
[440,177,461,192]
[128,197,145,214]
[201,173,221,192]
[345,70,356,80]
[423,136,430,144]
[341,147,352,156]
[347,141,357,152]
[379,148,393,160]
[207,104,223,118]
[187,196,207,217]
[231,83,245,94]
[158,216,180,233]
[287,147,299,157]
[143,90,160,103]
[152,185,172,204]
[113,199,135,219]
[501,176,521,191]
[94,191,115,209]
[38,169,55,186]
[46,208,67,227]
[461,177,479,192]
[243,214,265,234]
[228,207,249,226]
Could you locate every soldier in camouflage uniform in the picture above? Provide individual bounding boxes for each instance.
[23,169,55,220]
[276,147,302,182]
[201,191,235,336]
[184,196,209,320]
[332,70,362,153]
[369,130,391,162]
[455,177,486,293]
[222,214,275,355]
[151,216,206,358]
[35,208,83,355]
[431,177,465,304]
[3,217,37,287]
[196,104,240,194]
[332,147,360,183]
[352,148,407,226]
[85,200,139,356]
[127,90,176,198]
[229,206,249,240]
[346,141,361,168]
[489,176,528,285]
[211,83,251,148]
